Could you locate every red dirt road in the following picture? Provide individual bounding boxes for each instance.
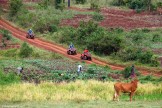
[0,18,162,77]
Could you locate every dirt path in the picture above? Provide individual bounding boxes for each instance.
[0,18,162,77]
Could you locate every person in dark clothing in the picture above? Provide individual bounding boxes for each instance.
[130,65,136,78]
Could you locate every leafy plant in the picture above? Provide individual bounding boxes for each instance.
[93,13,104,21]
[19,42,33,58]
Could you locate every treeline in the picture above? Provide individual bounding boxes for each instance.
[112,0,162,12]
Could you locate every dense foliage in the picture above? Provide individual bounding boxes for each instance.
[112,0,156,11]
[60,20,124,55]
[19,42,33,58]
[75,0,86,4]
[9,0,23,16]
[0,70,20,85]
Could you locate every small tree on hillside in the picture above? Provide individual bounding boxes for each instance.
[9,0,23,16]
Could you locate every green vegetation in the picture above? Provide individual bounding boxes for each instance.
[9,0,23,16]
[19,42,33,58]
[0,80,162,102]
[4,1,162,67]
[111,0,162,12]
[0,70,20,85]
[1,100,162,108]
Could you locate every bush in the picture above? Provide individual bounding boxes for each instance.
[75,0,86,4]
[93,13,104,21]
[9,0,23,16]
[121,66,132,78]
[19,42,33,58]
[16,9,34,28]
[2,30,12,40]
[48,24,58,32]
[152,34,160,42]
[157,2,162,8]
[55,0,65,10]
[0,70,20,85]
[128,0,145,10]
[111,0,125,6]
[138,51,153,64]
[60,20,124,55]
[38,0,50,9]
[117,47,142,61]
[90,2,100,12]
[121,66,140,78]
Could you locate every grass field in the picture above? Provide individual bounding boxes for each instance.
[0,81,162,102]
[1,100,162,108]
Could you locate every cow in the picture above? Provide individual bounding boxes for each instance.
[113,79,138,101]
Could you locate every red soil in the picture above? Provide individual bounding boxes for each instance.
[0,18,162,77]
[0,34,20,49]
[61,7,162,30]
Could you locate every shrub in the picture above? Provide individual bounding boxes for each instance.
[55,0,65,10]
[93,13,104,21]
[121,66,132,78]
[121,66,140,78]
[38,0,50,9]
[75,0,86,4]
[2,30,12,40]
[48,24,58,32]
[19,42,33,58]
[60,20,124,55]
[87,67,95,74]
[138,51,153,64]
[16,9,34,28]
[128,0,145,10]
[157,2,162,8]
[152,34,161,42]
[111,0,125,6]
[142,28,150,33]
[117,47,142,61]
[0,70,20,85]
[90,1,100,12]
[9,0,23,16]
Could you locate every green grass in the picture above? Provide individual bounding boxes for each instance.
[1,100,162,108]
[0,81,162,103]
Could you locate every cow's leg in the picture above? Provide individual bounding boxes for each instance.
[116,91,120,101]
[113,91,117,101]
[130,92,134,102]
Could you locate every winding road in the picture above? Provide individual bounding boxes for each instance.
[0,18,162,77]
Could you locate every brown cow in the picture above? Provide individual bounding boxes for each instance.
[113,79,138,101]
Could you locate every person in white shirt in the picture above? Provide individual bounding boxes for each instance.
[77,64,82,75]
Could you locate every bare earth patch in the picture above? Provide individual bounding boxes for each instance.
[60,7,162,30]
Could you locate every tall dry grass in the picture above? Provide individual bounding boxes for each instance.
[0,80,162,102]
